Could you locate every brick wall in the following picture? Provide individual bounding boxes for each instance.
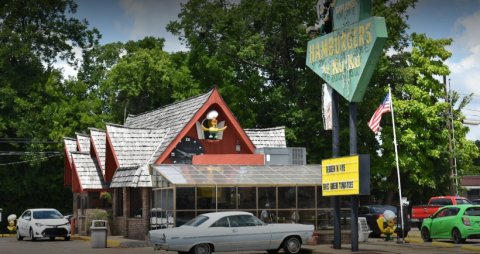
[315,231,352,244]
[111,187,151,240]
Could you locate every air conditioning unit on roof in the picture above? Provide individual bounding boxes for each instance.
[254,147,306,165]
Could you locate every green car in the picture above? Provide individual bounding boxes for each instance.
[421,205,480,244]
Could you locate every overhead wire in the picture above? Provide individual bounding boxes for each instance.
[0,153,63,167]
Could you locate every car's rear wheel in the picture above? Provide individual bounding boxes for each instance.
[29,229,37,241]
[283,236,301,254]
[452,228,466,244]
[64,236,70,241]
[421,227,432,242]
[16,230,23,241]
[191,243,211,254]
[49,237,55,240]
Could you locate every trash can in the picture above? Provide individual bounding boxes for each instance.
[90,220,108,248]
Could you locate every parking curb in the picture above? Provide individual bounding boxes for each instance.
[432,242,454,248]
[70,236,121,246]
[461,245,480,252]
[0,234,15,237]
[404,237,424,243]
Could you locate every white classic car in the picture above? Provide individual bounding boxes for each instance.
[15,208,71,241]
[148,211,315,254]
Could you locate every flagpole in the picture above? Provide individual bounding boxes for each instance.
[389,85,405,243]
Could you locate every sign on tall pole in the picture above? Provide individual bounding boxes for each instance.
[307,0,388,251]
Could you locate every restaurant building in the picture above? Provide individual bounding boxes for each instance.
[64,87,352,240]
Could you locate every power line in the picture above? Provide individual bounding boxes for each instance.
[0,154,63,166]
[0,151,62,155]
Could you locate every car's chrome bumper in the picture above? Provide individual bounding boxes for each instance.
[150,240,169,251]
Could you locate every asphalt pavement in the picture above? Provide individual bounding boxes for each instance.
[2,229,480,254]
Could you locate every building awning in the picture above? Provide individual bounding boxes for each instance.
[150,164,322,187]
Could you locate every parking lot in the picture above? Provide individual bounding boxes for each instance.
[2,230,480,254]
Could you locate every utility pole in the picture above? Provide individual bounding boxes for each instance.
[443,76,455,196]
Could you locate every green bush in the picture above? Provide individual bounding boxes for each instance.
[85,209,112,234]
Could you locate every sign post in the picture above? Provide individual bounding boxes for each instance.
[307,0,387,251]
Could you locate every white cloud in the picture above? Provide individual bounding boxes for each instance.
[118,0,188,52]
[447,9,480,141]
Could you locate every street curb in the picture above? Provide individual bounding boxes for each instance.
[1,234,15,237]
[432,242,454,248]
[404,237,424,243]
[70,236,121,246]
[461,245,480,252]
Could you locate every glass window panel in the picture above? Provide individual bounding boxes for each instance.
[211,178,235,184]
[317,209,334,230]
[161,189,168,211]
[197,187,216,209]
[167,189,174,210]
[232,178,255,184]
[298,186,315,208]
[238,187,256,209]
[168,179,196,185]
[298,210,316,227]
[277,209,299,224]
[278,186,296,208]
[216,186,236,209]
[270,179,296,184]
[317,188,331,208]
[176,211,196,227]
[258,187,276,209]
[287,178,315,184]
[176,187,195,210]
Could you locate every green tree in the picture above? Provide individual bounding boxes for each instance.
[0,0,101,224]
[377,33,479,205]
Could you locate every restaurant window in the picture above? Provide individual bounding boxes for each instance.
[278,186,296,209]
[238,187,256,209]
[258,187,276,209]
[197,186,216,210]
[116,189,123,216]
[298,186,315,208]
[176,187,195,210]
[130,187,143,218]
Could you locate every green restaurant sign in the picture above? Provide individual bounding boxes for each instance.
[307,0,387,102]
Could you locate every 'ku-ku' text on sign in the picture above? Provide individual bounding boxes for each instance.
[306,17,387,102]
[322,155,370,196]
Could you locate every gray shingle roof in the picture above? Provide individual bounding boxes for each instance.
[89,128,106,173]
[123,88,214,165]
[110,165,152,188]
[63,137,77,164]
[76,133,90,153]
[70,151,108,190]
[244,126,287,148]
[106,123,169,168]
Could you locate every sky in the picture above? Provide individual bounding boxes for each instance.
[62,0,480,141]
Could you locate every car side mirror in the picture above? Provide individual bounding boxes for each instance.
[429,215,433,219]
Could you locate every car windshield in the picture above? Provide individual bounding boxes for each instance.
[33,210,64,219]
[371,206,396,213]
[183,215,209,227]
[456,199,472,204]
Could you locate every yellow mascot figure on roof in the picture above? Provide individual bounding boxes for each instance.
[201,110,227,139]
[376,210,396,241]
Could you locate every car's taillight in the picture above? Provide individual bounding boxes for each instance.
[376,214,384,219]
[462,217,471,226]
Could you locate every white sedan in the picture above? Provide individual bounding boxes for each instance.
[148,211,315,254]
[16,208,71,241]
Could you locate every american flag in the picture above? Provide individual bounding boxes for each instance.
[368,92,391,133]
